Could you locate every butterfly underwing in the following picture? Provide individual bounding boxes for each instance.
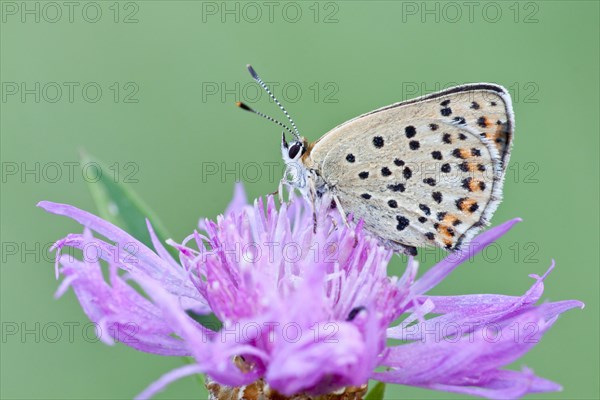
[238,66,514,256]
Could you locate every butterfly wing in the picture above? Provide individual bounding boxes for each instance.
[306,84,513,252]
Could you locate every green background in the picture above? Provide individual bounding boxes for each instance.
[1,1,598,399]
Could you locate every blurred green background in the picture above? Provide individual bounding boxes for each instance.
[1,1,598,399]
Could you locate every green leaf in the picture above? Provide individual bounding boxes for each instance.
[187,311,223,332]
[80,151,176,258]
[365,381,386,400]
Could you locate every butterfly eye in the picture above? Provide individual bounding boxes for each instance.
[288,142,303,159]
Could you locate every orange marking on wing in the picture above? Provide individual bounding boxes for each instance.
[492,122,510,153]
[469,179,484,192]
[465,162,479,172]
[459,198,478,213]
[442,214,461,226]
[434,221,457,242]
[440,225,455,238]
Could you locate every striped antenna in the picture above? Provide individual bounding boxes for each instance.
[236,101,296,137]
[246,64,301,141]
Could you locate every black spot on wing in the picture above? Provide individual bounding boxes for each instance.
[396,216,410,231]
[452,149,466,159]
[419,204,431,216]
[405,126,417,138]
[387,183,405,192]
[373,136,384,148]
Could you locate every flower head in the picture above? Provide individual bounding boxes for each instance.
[38,184,582,399]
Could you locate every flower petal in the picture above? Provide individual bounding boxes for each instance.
[56,253,191,355]
[225,181,249,215]
[375,302,582,399]
[412,218,522,295]
[135,364,205,400]
[427,368,561,399]
[132,271,262,387]
[266,321,367,395]
[392,263,556,341]
[39,201,205,306]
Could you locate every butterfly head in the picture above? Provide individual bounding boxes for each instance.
[237,64,309,187]
[281,132,307,161]
[281,132,309,188]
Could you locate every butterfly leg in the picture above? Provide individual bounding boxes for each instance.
[272,177,292,205]
[332,194,351,228]
[306,175,319,233]
[268,187,280,202]
[276,178,285,205]
[328,216,338,235]
[331,193,358,247]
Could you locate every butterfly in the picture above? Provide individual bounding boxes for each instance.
[237,65,513,256]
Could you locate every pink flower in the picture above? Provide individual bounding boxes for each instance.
[38,184,583,399]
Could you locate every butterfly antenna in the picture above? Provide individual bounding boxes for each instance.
[236,101,296,137]
[246,64,301,141]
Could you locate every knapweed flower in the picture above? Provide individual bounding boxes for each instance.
[38,184,582,399]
